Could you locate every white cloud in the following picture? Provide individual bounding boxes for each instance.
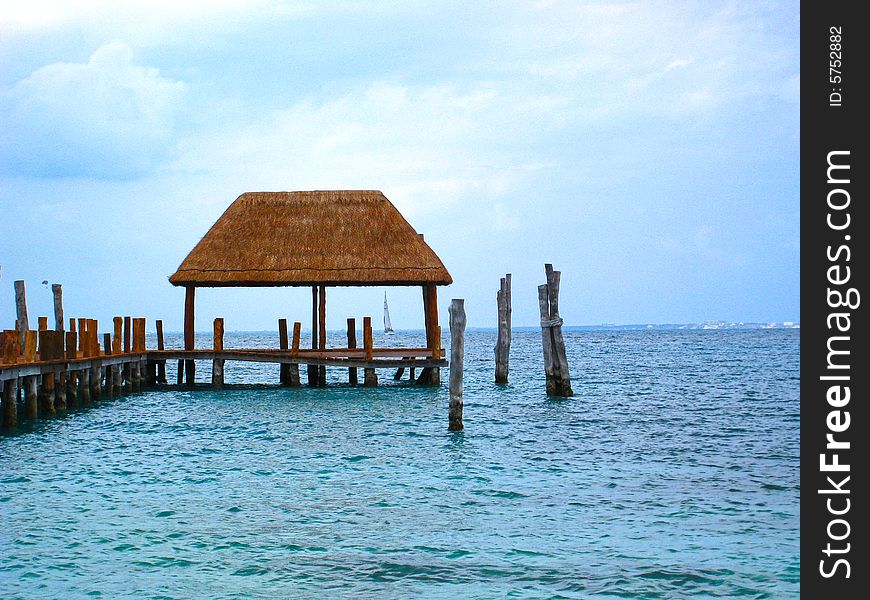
[0,41,186,178]
[172,82,539,218]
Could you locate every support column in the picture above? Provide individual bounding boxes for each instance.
[347,317,358,385]
[289,321,301,387]
[212,317,224,389]
[418,284,440,385]
[24,376,38,420]
[308,286,318,387]
[2,378,18,427]
[279,318,289,385]
[363,316,377,386]
[156,319,167,383]
[184,286,196,385]
[318,285,327,386]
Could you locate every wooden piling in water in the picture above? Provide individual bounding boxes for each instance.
[538,264,573,397]
[88,319,102,400]
[24,376,38,420]
[495,274,512,384]
[288,321,301,387]
[111,317,122,396]
[37,330,57,414]
[448,299,467,431]
[66,331,78,405]
[2,377,18,427]
[184,286,196,385]
[155,320,166,384]
[308,286,319,387]
[318,285,327,386]
[131,318,146,393]
[212,318,224,389]
[278,318,289,385]
[419,284,441,385]
[102,333,112,394]
[347,317,358,386]
[363,316,377,386]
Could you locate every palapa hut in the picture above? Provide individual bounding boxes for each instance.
[169,190,452,385]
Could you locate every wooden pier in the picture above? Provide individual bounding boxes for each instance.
[1,316,446,427]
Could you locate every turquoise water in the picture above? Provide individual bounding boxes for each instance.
[1,329,799,598]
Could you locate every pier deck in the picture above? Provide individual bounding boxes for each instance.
[1,348,446,383]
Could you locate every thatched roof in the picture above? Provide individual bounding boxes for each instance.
[169,191,453,287]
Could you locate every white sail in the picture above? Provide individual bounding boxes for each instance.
[384,292,394,334]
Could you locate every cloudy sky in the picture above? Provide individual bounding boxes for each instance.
[0,0,799,332]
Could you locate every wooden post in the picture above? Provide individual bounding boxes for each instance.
[363,316,376,386]
[278,318,289,385]
[448,299,467,431]
[308,286,319,387]
[539,264,573,397]
[419,284,440,385]
[78,318,87,353]
[156,319,166,383]
[318,285,327,386]
[102,333,112,394]
[66,331,78,405]
[289,321,301,387]
[37,330,56,414]
[212,317,224,389]
[133,318,146,351]
[88,319,101,400]
[495,274,512,384]
[112,317,124,354]
[38,316,48,331]
[79,363,90,404]
[14,280,28,349]
[23,330,38,363]
[52,284,64,331]
[123,316,131,353]
[112,363,122,397]
[347,317,358,385]
[24,376,38,420]
[537,285,557,396]
[2,378,18,427]
[130,318,144,393]
[3,330,20,363]
[184,286,195,385]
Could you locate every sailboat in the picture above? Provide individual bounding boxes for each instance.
[383,292,395,335]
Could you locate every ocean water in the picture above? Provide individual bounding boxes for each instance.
[1,329,799,598]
